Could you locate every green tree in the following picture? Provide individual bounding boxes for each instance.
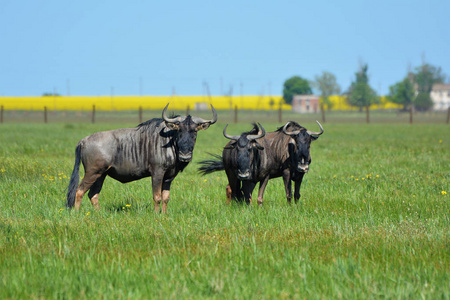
[413,63,446,111]
[282,76,312,104]
[414,92,434,111]
[313,71,341,110]
[388,76,415,110]
[347,64,378,110]
[414,63,446,93]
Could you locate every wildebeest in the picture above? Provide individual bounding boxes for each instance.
[199,123,274,205]
[263,120,324,204]
[199,121,323,205]
[66,103,217,213]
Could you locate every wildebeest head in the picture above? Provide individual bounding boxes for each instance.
[163,103,217,162]
[282,120,323,173]
[223,123,265,180]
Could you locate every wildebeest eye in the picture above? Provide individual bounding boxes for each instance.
[196,123,211,131]
[166,122,180,130]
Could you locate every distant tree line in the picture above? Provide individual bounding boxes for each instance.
[283,61,447,112]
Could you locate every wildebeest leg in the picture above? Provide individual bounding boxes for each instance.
[235,181,244,202]
[226,171,242,203]
[225,185,232,205]
[282,169,293,204]
[75,172,105,210]
[151,173,164,213]
[294,172,305,204]
[256,176,270,207]
[161,181,172,214]
[87,174,107,210]
[242,182,256,205]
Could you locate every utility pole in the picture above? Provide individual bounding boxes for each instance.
[111,86,114,110]
[67,79,70,96]
[204,82,212,103]
[240,82,243,109]
[53,87,57,111]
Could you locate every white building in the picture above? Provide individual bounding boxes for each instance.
[431,83,450,111]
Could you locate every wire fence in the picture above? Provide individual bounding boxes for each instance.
[1,106,449,125]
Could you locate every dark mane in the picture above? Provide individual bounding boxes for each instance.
[242,123,260,136]
[137,118,165,131]
[276,121,304,132]
[137,113,182,131]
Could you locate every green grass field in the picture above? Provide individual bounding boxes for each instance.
[0,116,449,299]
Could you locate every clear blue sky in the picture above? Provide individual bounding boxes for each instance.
[1,0,448,97]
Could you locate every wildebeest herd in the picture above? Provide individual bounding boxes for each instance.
[66,104,323,213]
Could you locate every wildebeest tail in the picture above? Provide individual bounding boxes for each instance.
[198,153,224,175]
[66,143,82,208]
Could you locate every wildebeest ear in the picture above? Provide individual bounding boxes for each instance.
[165,122,180,130]
[311,135,319,141]
[224,141,236,149]
[196,123,211,131]
[253,141,264,150]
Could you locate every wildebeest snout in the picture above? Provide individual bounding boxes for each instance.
[298,163,309,173]
[178,152,193,162]
[237,170,251,180]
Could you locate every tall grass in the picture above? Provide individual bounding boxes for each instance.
[0,119,448,299]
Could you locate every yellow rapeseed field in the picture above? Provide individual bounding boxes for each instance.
[323,95,402,110]
[0,95,287,111]
[0,95,401,111]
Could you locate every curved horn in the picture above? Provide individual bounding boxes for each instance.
[247,123,266,140]
[282,122,301,136]
[191,104,218,124]
[306,120,324,136]
[223,124,240,140]
[162,103,183,123]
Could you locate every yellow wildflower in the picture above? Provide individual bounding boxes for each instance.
[442,191,447,195]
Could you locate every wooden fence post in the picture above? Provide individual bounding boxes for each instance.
[44,106,48,123]
[0,105,3,124]
[410,106,413,124]
[92,105,96,124]
[447,107,450,124]
[234,106,238,123]
[186,105,190,116]
[278,105,282,123]
[139,106,143,123]
[366,106,370,124]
